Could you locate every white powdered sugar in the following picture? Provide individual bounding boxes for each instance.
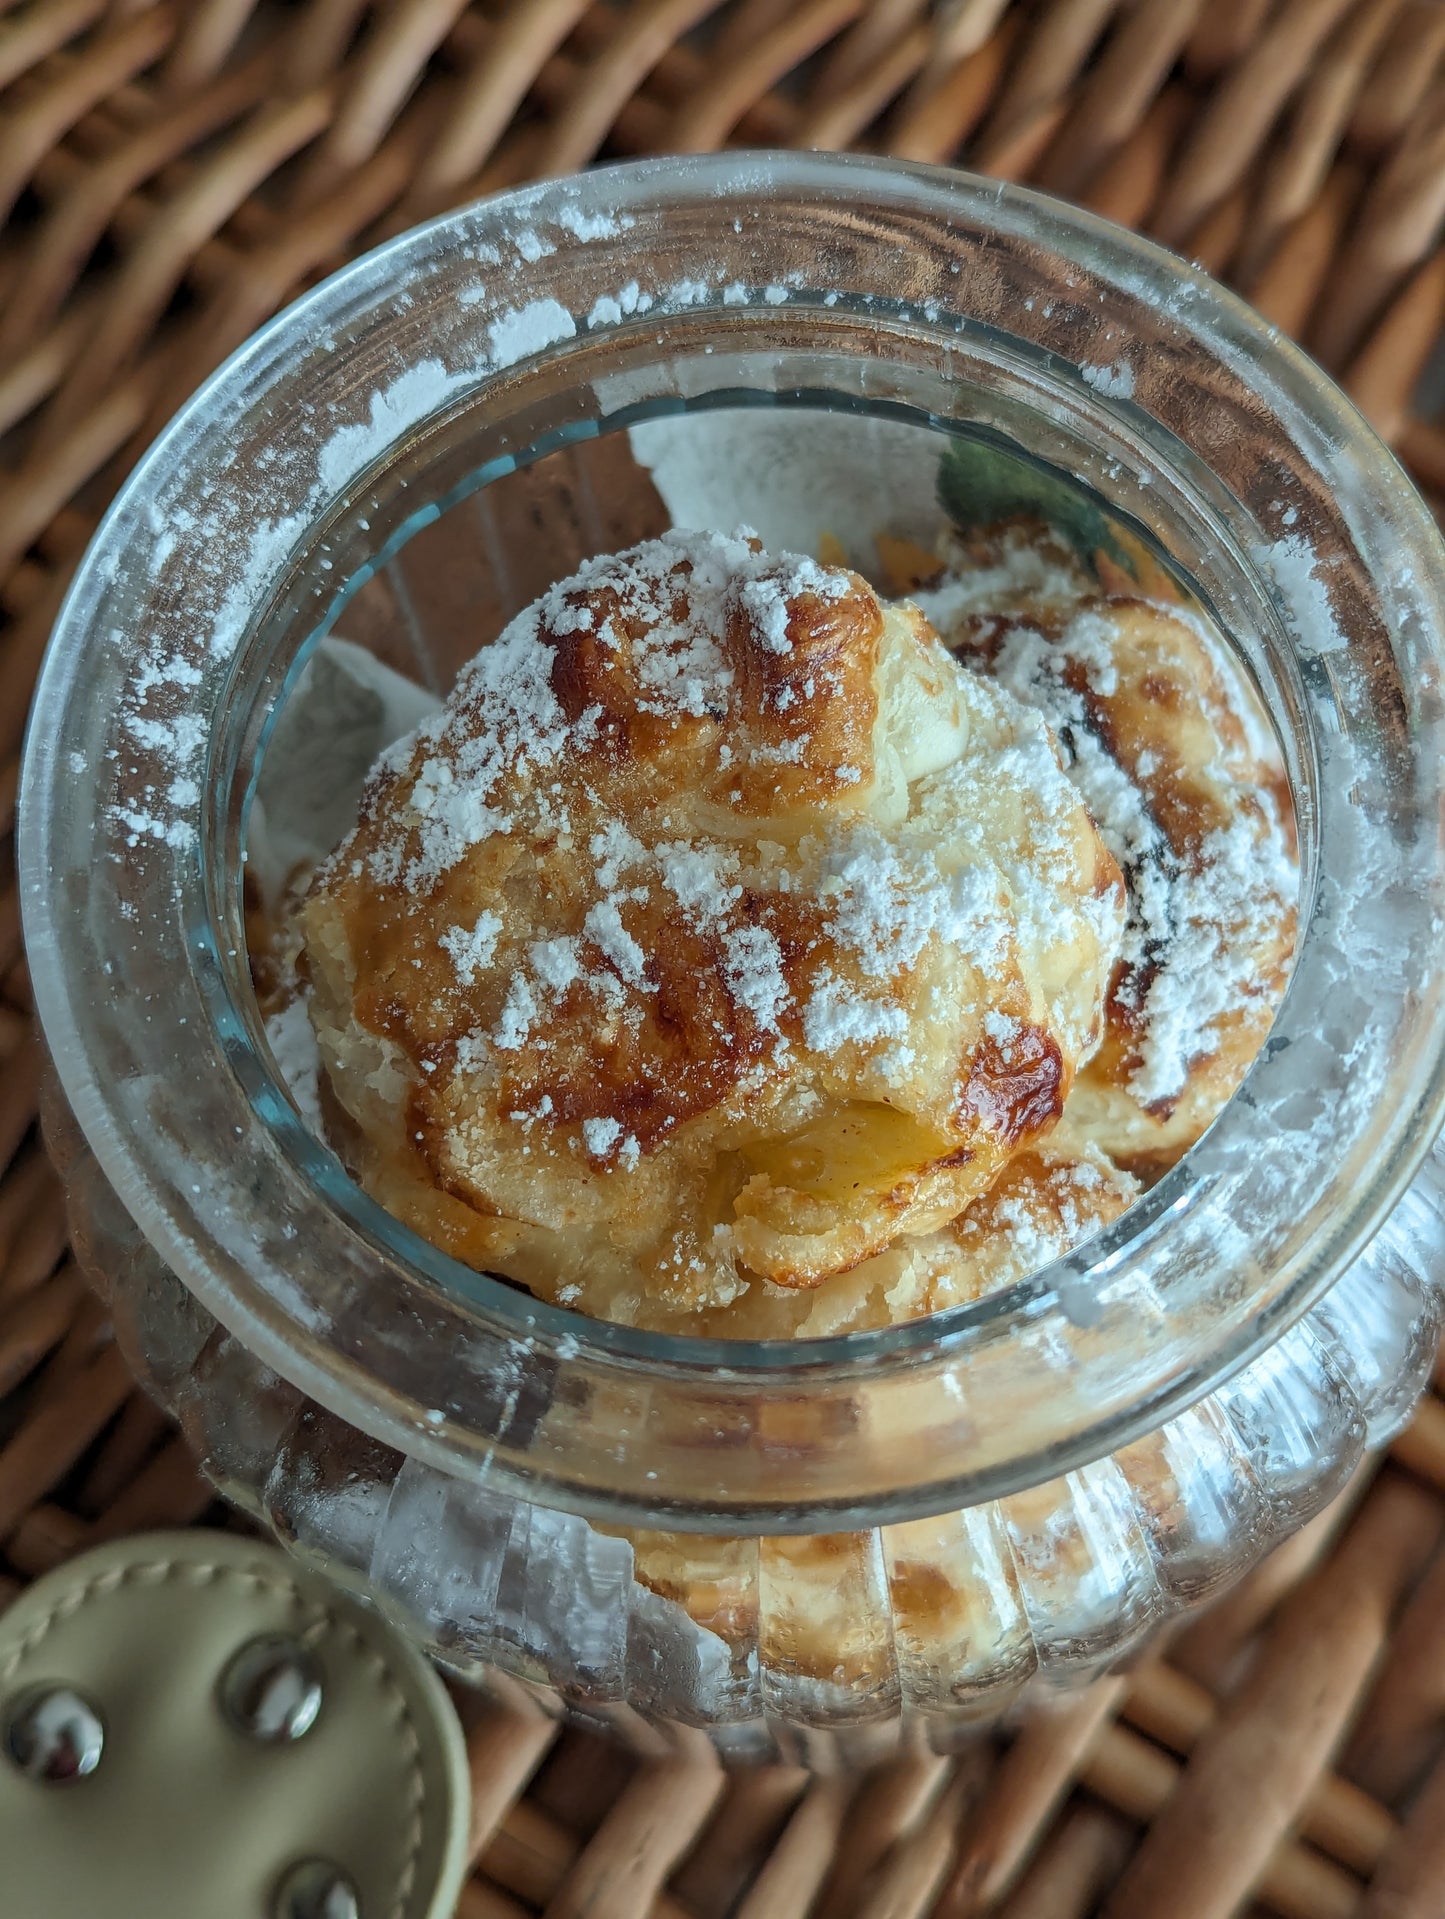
[583,899,649,989]
[440,909,503,984]
[737,575,794,653]
[529,935,584,993]
[1257,534,1346,655]
[590,818,646,888]
[1122,813,1296,1106]
[582,1116,621,1156]
[553,202,633,242]
[821,834,970,978]
[658,841,741,917]
[493,974,539,1051]
[485,298,576,366]
[803,968,909,1053]
[581,1116,640,1169]
[981,1175,1111,1274]
[367,598,585,891]
[984,1008,1021,1049]
[1079,359,1136,400]
[913,536,1087,629]
[735,555,846,655]
[721,924,789,1032]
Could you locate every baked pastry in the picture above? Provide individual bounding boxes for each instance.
[301,529,1125,1330]
[915,524,1297,1173]
[694,1132,1138,1338]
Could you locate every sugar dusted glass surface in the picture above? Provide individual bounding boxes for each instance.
[22,155,1445,1755]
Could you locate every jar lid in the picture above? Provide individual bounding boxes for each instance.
[0,1532,470,1919]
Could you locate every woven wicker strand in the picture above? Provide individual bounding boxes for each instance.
[5,3,1445,1914]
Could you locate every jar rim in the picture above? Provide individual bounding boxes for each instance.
[21,152,1445,1529]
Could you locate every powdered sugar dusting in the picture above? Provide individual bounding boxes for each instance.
[360,530,861,895]
[487,298,576,368]
[584,899,649,989]
[1079,359,1136,400]
[722,924,789,1032]
[914,532,1087,627]
[803,969,909,1052]
[440,909,503,984]
[925,558,1296,1107]
[736,555,845,655]
[955,1147,1136,1281]
[554,203,634,242]
[316,360,467,498]
[1257,534,1346,655]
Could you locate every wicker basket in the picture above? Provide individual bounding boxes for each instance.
[6,3,1445,1913]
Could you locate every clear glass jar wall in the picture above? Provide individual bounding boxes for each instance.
[22,156,1445,1757]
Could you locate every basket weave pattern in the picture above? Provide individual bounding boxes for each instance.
[5,3,1445,1913]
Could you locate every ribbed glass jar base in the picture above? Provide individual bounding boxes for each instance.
[49,1078,1444,1759]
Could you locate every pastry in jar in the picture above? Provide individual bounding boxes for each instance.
[915,523,1297,1175]
[300,529,1126,1331]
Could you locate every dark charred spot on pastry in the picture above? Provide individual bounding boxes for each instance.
[955,1025,1064,1145]
[935,1144,977,1170]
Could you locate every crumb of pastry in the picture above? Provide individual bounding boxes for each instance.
[916,522,1298,1170]
[300,528,1125,1329]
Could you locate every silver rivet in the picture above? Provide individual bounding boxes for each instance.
[4,1685,105,1783]
[220,1635,324,1743]
[273,1859,361,1919]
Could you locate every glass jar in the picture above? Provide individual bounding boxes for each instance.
[21,154,1445,1762]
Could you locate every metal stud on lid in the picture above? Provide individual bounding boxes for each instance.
[220,1634,324,1744]
[4,1685,105,1783]
[274,1859,362,1919]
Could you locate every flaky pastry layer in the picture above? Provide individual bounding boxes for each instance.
[917,525,1297,1172]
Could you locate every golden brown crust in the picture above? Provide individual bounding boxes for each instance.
[540,542,883,820]
[302,530,1125,1328]
[685,1128,1140,1339]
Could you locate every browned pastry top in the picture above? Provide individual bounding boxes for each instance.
[302,530,1125,1327]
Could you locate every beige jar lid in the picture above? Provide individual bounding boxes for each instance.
[0,1530,470,1919]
